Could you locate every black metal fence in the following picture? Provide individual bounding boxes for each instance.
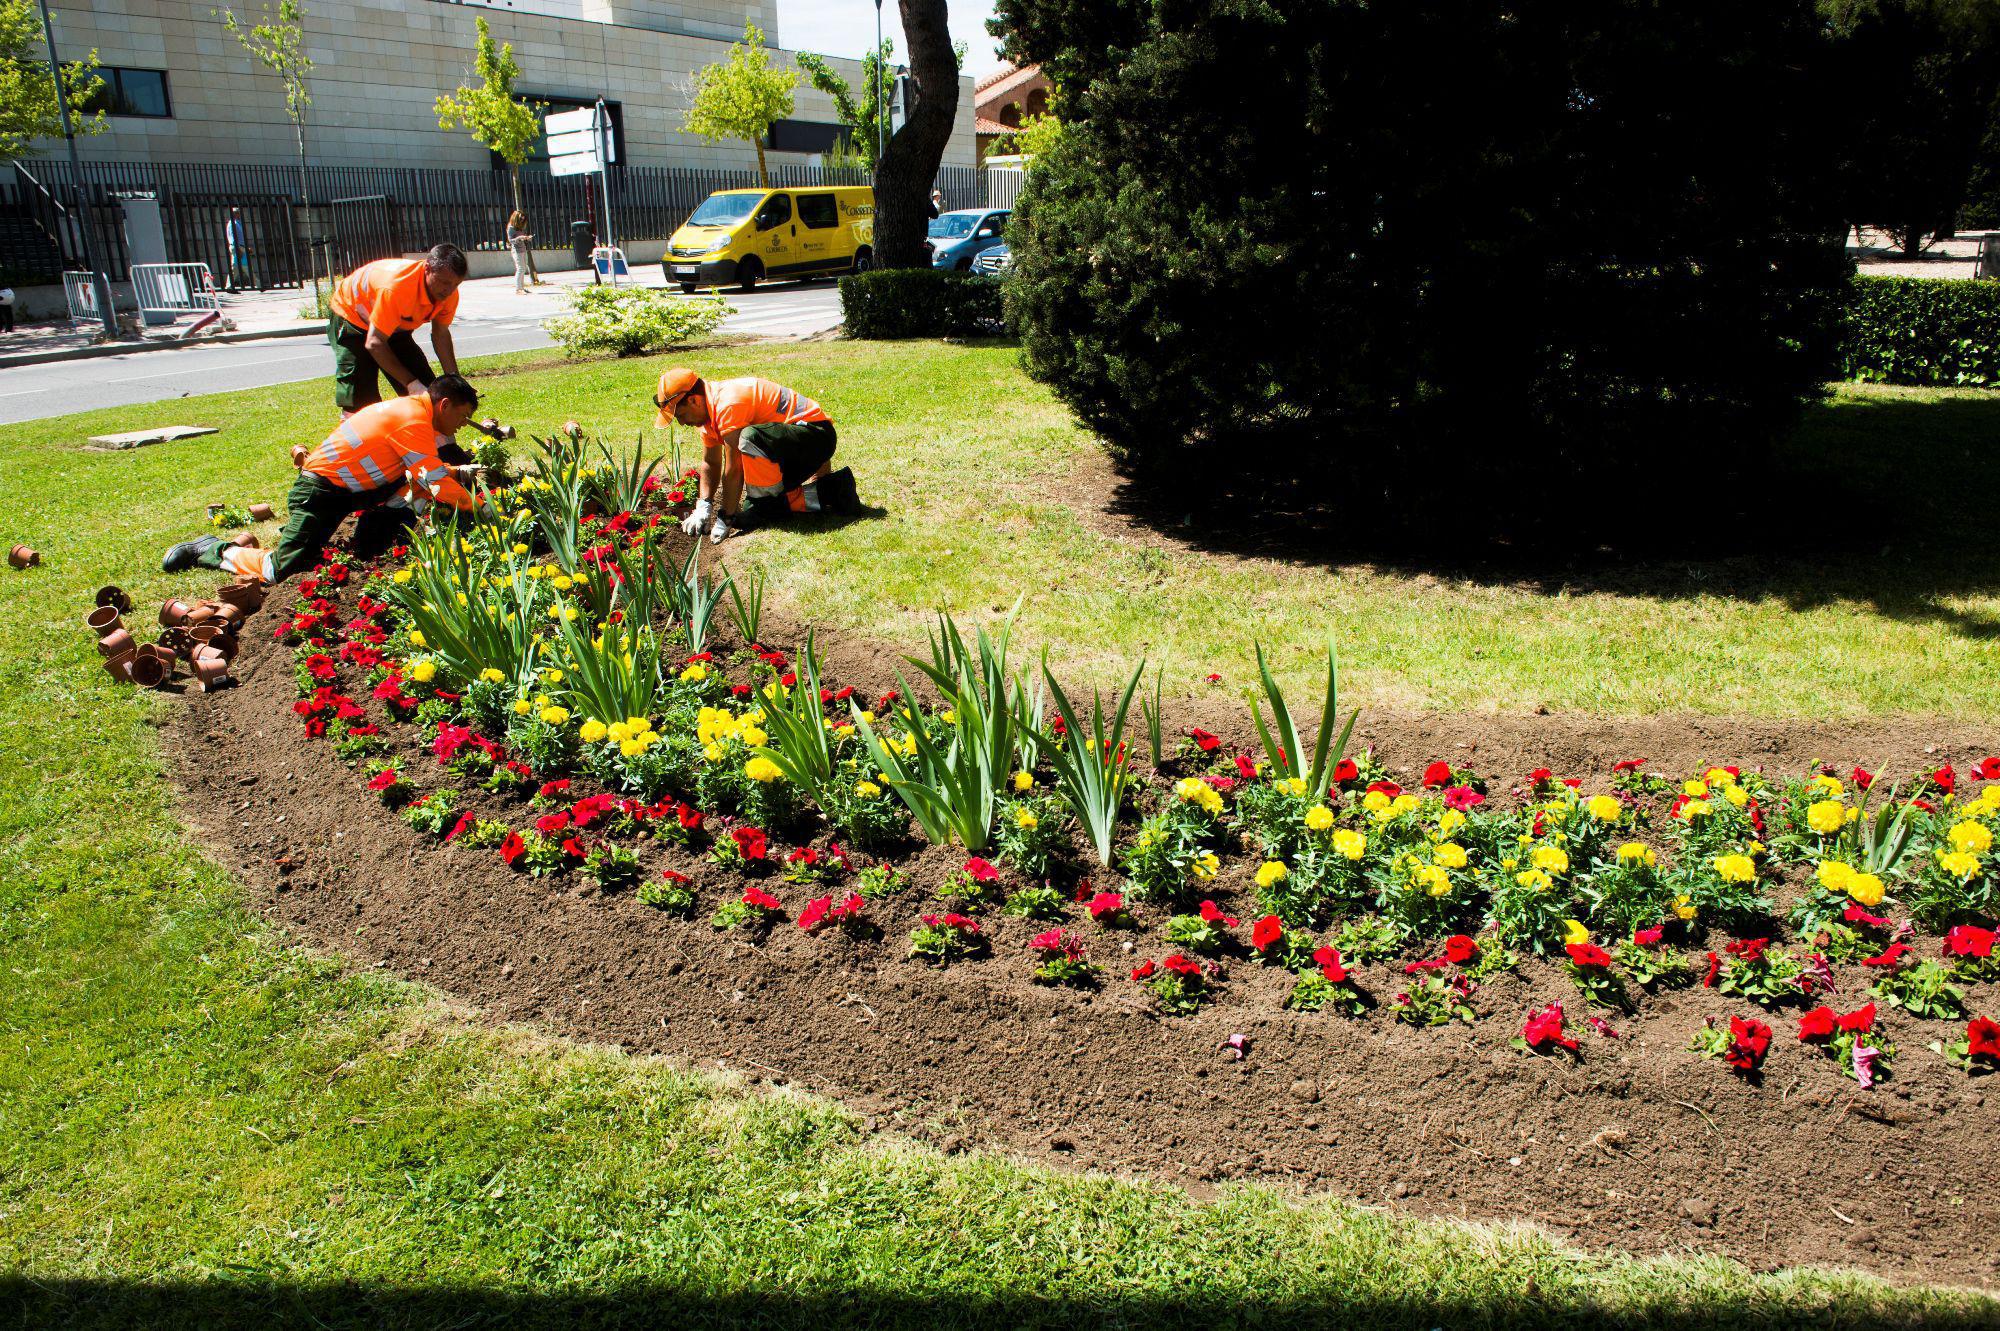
[0,158,992,287]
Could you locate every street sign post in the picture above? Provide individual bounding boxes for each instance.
[545,102,616,252]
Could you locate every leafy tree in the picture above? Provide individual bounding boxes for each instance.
[216,0,319,297]
[683,21,796,187]
[873,0,960,268]
[0,0,103,157]
[1821,0,2000,255]
[797,41,893,167]
[992,0,1849,546]
[436,16,544,217]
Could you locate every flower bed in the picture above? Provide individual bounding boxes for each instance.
[169,430,2000,1282]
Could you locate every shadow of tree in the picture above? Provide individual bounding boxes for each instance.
[1100,391,2000,640]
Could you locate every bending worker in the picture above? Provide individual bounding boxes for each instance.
[654,367,860,543]
[328,243,468,416]
[162,376,484,584]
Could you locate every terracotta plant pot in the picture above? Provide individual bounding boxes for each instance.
[129,652,166,688]
[184,603,219,628]
[229,532,261,549]
[217,582,263,613]
[95,585,132,613]
[143,643,178,679]
[192,652,228,691]
[8,544,38,569]
[158,626,189,655]
[104,648,137,683]
[213,602,246,629]
[248,502,276,522]
[160,597,191,627]
[86,604,123,635]
[215,633,241,663]
[97,627,136,659]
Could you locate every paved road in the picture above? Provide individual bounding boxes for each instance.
[0,281,842,426]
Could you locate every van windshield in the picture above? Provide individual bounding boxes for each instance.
[688,194,761,228]
[928,213,979,240]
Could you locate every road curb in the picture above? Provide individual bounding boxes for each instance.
[0,322,321,369]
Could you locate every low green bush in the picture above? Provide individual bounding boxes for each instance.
[1842,275,2000,386]
[543,284,732,358]
[838,268,1005,339]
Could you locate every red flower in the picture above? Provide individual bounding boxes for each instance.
[1402,958,1448,975]
[1973,757,2000,781]
[1086,891,1125,920]
[534,811,572,836]
[1444,934,1478,964]
[1836,1002,1877,1033]
[798,895,832,931]
[742,887,782,913]
[560,836,586,860]
[1632,925,1664,947]
[1205,672,1223,684]
[1968,1017,2000,1061]
[1312,945,1349,983]
[1443,785,1485,811]
[1932,764,1957,794]
[1862,943,1911,968]
[1233,754,1258,780]
[1944,925,1997,959]
[1131,960,1157,981]
[676,803,704,832]
[1521,1003,1578,1052]
[539,779,571,799]
[1251,915,1284,953]
[1611,758,1645,772]
[1724,937,1769,963]
[1422,761,1453,788]
[1843,901,1892,930]
[1565,942,1612,970]
[660,869,691,886]
[962,857,999,883]
[1332,758,1359,783]
[500,832,526,867]
[1162,953,1202,978]
[1701,952,1721,987]
[1365,780,1402,798]
[366,769,399,791]
[1198,899,1239,929]
[1798,1006,1836,1041]
[446,812,475,842]
[1851,765,1874,791]
[732,826,768,861]
[1187,727,1222,753]
[731,684,752,698]
[1724,1016,1772,1071]
[1526,767,1553,787]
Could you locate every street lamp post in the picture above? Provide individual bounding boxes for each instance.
[874,0,884,166]
[35,0,118,338]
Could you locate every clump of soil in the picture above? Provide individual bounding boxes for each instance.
[167,608,2000,1289]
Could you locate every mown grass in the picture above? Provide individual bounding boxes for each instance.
[2,341,1998,1327]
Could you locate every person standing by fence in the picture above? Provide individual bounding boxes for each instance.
[506,210,533,294]
[225,208,255,291]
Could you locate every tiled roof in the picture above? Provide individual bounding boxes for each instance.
[975,116,1015,136]
[974,62,1043,106]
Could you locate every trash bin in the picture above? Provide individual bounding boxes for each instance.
[570,220,593,269]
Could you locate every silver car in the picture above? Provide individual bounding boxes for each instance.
[970,242,1012,277]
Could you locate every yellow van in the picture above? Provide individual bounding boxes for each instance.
[662,185,875,292]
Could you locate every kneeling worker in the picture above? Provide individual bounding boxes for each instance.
[328,243,468,417]
[654,367,860,543]
[162,375,484,584]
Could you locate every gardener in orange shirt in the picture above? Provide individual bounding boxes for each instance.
[653,367,860,543]
[162,376,485,583]
[327,244,468,415]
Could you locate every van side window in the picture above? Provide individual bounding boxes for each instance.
[798,193,838,229]
[756,194,792,231]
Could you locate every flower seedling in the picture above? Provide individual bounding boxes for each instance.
[1003,885,1068,920]
[854,863,911,899]
[1871,957,1967,1021]
[1288,946,1366,1015]
[1164,900,1239,955]
[1713,939,1805,1007]
[401,788,459,837]
[710,885,785,931]
[1328,914,1402,966]
[636,869,696,914]
[1929,1016,2000,1073]
[1394,973,1476,1028]
[1943,925,1999,982]
[584,843,644,892]
[1515,1002,1579,1056]
[1563,941,1629,1011]
[364,763,414,809]
[709,824,770,871]
[1084,889,1132,927]
[1690,1014,1771,1076]
[1131,953,1214,1014]
[942,856,1006,907]
[1798,1002,1894,1087]
[1027,929,1097,987]
[1614,926,1692,988]
[799,892,871,938]
[909,912,984,965]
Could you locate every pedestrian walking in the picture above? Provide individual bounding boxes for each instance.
[506,210,534,294]
[226,207,255,291]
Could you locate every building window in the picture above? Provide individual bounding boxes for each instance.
[78,66,173,118]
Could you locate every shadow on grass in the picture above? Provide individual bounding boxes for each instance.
[1102,391,2000,639]
[4,1279,1994,1331]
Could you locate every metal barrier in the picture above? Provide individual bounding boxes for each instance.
[132,262,220,325]
[62,270,104,324]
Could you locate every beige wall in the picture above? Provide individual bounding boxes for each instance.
[46,0,977,172]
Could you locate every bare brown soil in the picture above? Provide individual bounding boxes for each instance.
[166,590,2000,1289]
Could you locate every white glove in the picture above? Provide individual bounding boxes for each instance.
[680,500,712,535]
[709,514,731,544]
[402,378,429,397]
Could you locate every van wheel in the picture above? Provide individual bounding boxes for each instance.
[852,247,873,274]
[955,257,973,272]
[736,258,762,292]
[678,282,696,294]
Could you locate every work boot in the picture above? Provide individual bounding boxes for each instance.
[161,534,221,572]
[817,467,861,516]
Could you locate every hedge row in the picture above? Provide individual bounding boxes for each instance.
[1843,276,2000,387]
[837,269,1006,339]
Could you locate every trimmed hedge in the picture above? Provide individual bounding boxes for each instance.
[1843,275,2000,386]
[838,268,1006,339]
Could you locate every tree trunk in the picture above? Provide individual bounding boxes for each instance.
[753,137,770,188]
[295,120,324,305]
[873,0,959,268]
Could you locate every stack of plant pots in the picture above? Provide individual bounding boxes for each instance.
[95,575,265,692]
[91,586,176,689]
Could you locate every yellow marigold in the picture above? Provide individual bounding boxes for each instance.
[1846,872,1886,906]
[1013,770,1034,792]
[609,721,634,743]
[1530,844,1569,876]
[1562,918,1590,945]
[580,719,609,744]
[1280,777,1308,798]
[479,667,505,684]
[1390,793,1420,817]
[1515,868,1553,893]
[1587,794,1622,822]
[1816,859,1855,892]
[1254,860,1289,889]
[1814,775,1845,797]
[941,709,958,726]
[1433,842,1468,869]
[1414,864,1452,897]
[539,705,569,726]
[1807,800,1846,835]
[1949,820,1992,854]
[1937,850,1980,881]
[679,663,708,684]
[511,542,529,555]
[1980,785,2000,809]
[511,698,531,715]
[391,568,413,584]
[744,756,783,783]
[855,780,882,799]
[1723,785,1749,808]
[552,575,573,592]
[1362,790,1391,813]
[1333,829,1366,860]
[1673,894,1697,921]
[1678,800,1713,820]
[1682,779,1709,798]
[740,726,769,748]
[620,738,647,759]
[407,630,426,648]
[1712,853,1756,884]
[702,744,723,763]
[1304,805,1336,833]
[1193,851,1221,880]
[1438,809,1467,837]
[1015,808,1039,830]
[1616,842,1654,866]
[1704,767,1737,787]
[1176,777,1224,817]
[409,660,436,684]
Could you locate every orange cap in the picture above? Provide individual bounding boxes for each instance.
[654,367,699,426]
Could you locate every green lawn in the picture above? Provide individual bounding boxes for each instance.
[3,340,1998,1328]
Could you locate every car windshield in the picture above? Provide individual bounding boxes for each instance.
[928,213,979,240]
[688,194,761,228]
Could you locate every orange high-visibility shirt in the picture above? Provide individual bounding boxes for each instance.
[701,377,829,490]
[301,395,474,510]
[329,258,460,336]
